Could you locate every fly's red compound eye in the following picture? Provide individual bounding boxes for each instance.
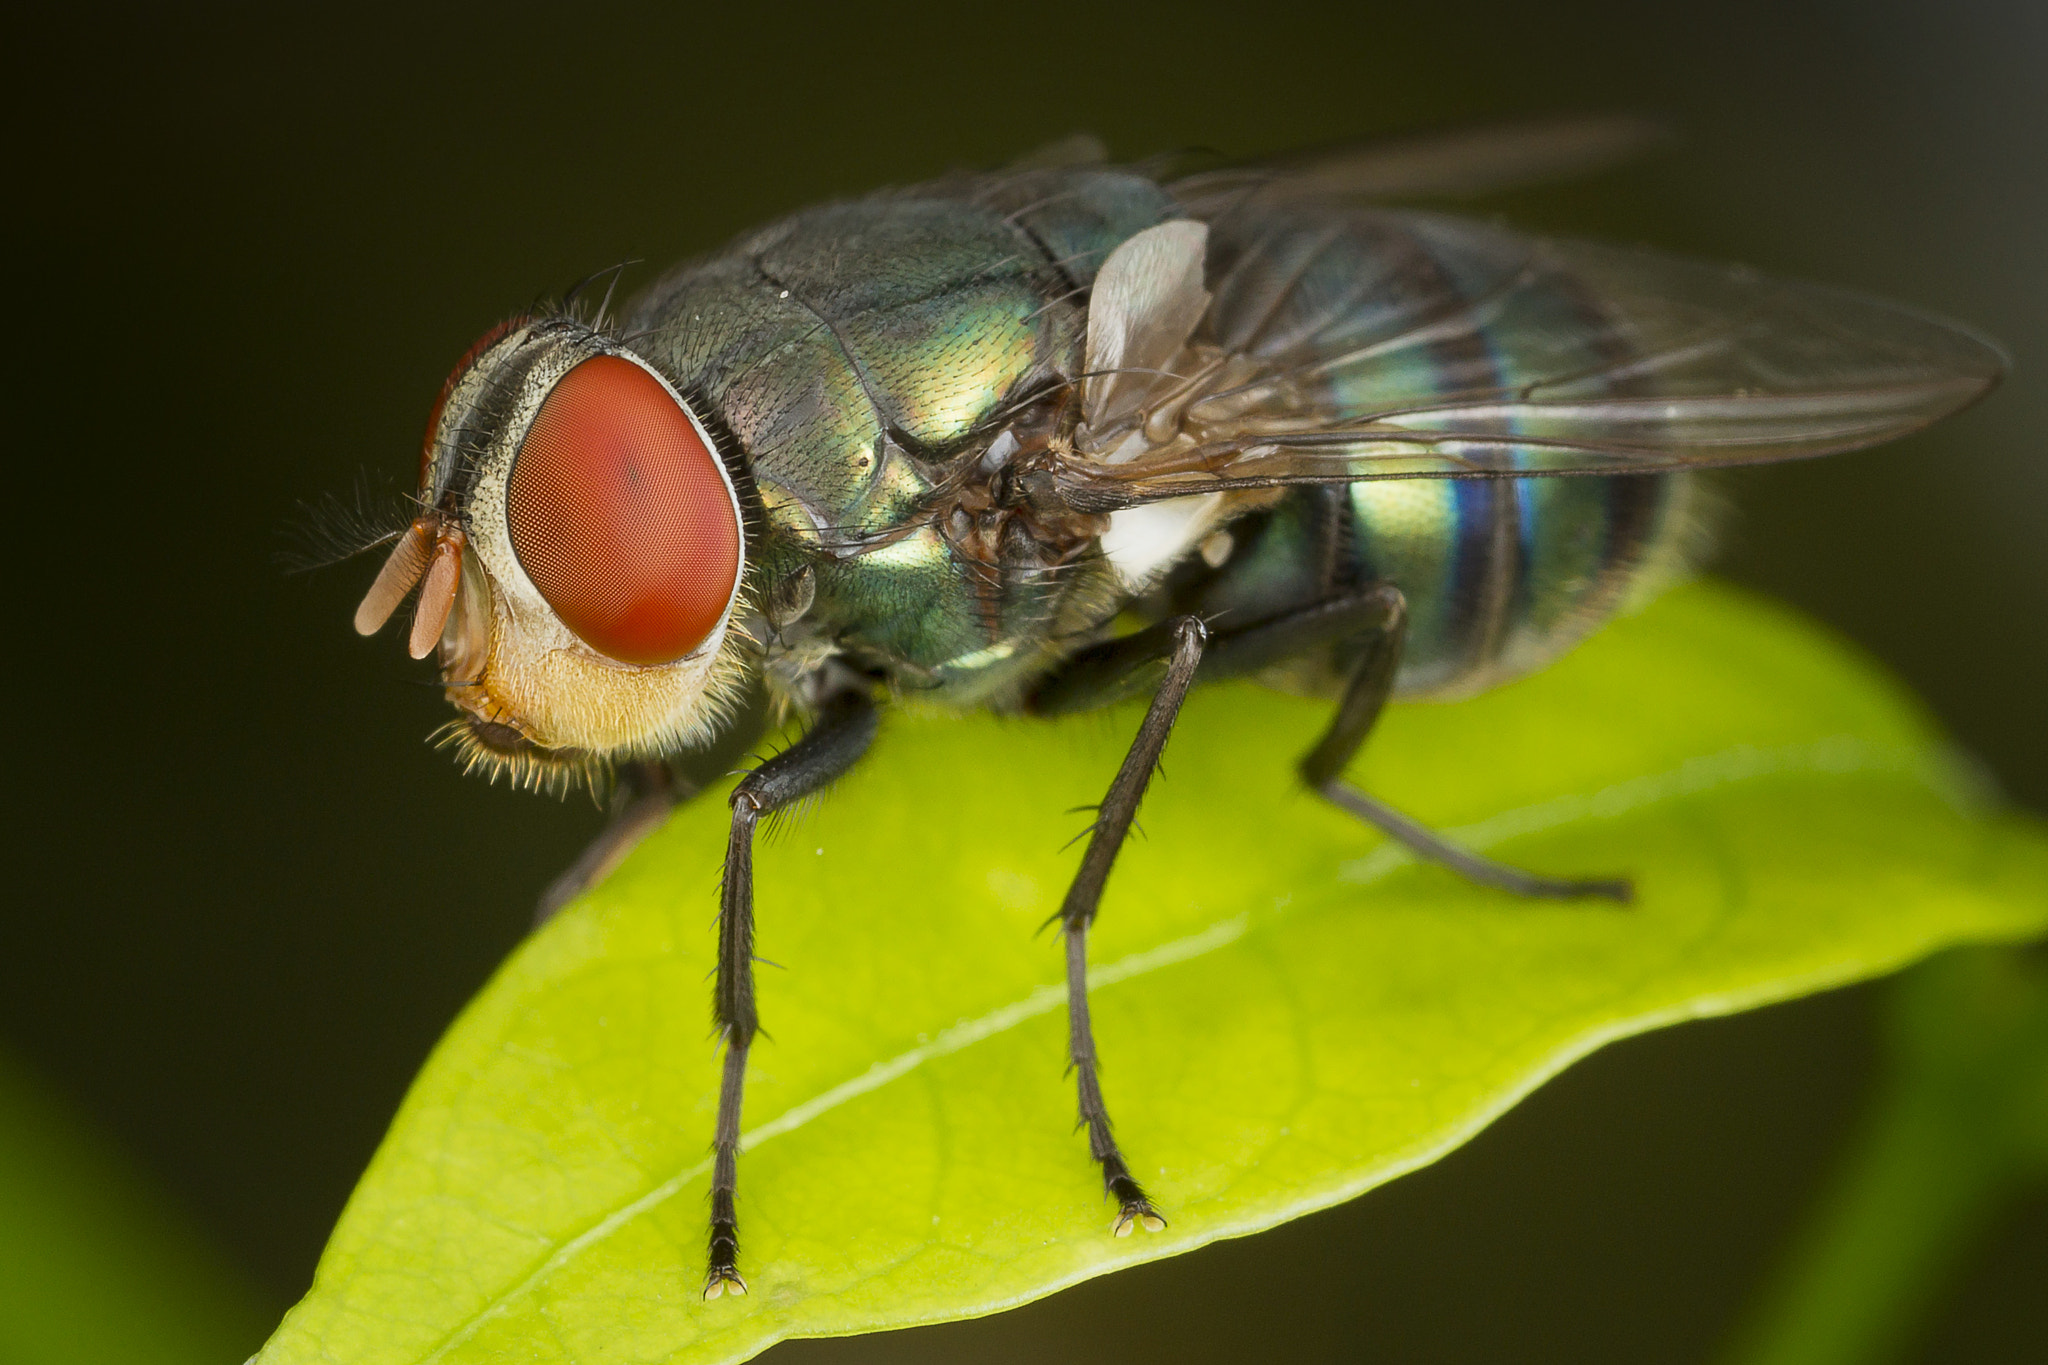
[507,355,742,666]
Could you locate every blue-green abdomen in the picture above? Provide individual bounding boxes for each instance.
[1177,472,1688,700]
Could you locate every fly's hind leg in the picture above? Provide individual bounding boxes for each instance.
[1264,586,1631,902]
[705,687,879,1298]
[1045,585,1630,900]
[1018,587,1620,1241]
[1028,615,1209,1236]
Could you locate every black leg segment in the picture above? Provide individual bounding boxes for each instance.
[705,688,879,1299]
[1053,614,1207,1236]
[1294,588,1632,902]
[1318,784,1630,901]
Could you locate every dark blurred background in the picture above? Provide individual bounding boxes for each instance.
[6,2,2043,1361]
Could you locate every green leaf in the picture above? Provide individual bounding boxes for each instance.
[0,1050,268,1365]
[256,581,2048,1365]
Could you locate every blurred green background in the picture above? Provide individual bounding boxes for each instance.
[5,2,2042,1361]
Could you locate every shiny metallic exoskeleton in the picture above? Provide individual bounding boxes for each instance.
[348,123,2004,1296]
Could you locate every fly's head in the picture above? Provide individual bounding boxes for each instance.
[355,317,749,792]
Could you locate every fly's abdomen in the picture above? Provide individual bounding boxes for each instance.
[1364,470,1688,697]
[1179,203,1704,698]
[1178,472,1691,699]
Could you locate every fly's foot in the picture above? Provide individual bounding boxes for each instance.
[703,1264,748,1300]
[1112,1200,1168,1237]
[704,1220,747,1299]
[1108,1175,1167,1237]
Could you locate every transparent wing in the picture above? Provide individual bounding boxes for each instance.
[1171,114,1669,206]
[1005,131,1112,170]
[1049,208,2005,512]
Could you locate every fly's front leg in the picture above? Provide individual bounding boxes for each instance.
[1033,615,1208,1235]
[705,688,879,1298]
[1284,586,1630,902]
[536,760,679,927]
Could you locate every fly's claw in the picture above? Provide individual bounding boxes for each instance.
[1112,1199,1168,1237]
[703,1265,748,1300]
[1108,1175,1167,1237]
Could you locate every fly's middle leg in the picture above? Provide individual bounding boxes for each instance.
[1036,615,1207,1235]
[704,689,878,1298]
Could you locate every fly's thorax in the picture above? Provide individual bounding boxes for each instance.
[362,318,753,786]
[603,177,1207,709]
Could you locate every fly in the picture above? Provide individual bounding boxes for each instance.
[342,119,2005,1297]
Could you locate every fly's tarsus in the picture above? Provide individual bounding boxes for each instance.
[705,1060,750,1301]
[1318,778,1636,903]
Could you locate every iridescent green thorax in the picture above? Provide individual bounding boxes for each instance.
[627,172,1175,704]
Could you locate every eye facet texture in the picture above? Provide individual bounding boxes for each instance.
[508,356,741,665]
